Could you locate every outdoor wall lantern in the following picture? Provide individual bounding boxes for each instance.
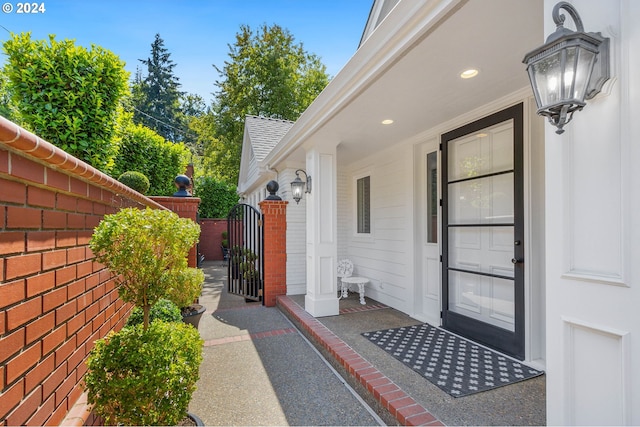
[522,1,610,134]
[290,169,311,204]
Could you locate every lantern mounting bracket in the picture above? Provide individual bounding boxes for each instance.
[523,1,610,134]
[550,2,610,100]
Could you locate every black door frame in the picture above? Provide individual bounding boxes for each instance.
[441,103,525,360]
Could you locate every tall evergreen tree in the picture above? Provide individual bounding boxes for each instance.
[132,33,184,142]
[210,24,330,183]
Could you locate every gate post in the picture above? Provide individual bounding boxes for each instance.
[259,183,288,307]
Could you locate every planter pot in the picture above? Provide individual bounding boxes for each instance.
[187,412,204,426]
[176,412,204,426]
[181,304,206,328]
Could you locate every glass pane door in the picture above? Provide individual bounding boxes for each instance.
[441,104,525,359]
[447,125,515,331]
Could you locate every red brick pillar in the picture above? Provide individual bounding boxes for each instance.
[150,196,201,268]
[259,199,288,307]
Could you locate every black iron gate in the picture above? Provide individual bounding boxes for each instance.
[227,203,263,302]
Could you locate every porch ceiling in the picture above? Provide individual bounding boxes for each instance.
[286,0,543,165]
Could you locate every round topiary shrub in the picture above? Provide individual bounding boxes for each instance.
[89,207,202,330]
[125,299,182,328]
[85,321,204,426]
[118,171,150,195]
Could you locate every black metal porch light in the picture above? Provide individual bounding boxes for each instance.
[290,169,311,204]
[522,1,610,134]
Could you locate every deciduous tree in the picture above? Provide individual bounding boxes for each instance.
[210,24,330,183]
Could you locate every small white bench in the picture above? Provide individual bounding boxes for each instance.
[339,276,369,305]
[337,259,369,305]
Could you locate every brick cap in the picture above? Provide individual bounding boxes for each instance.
[258,200,289,205]
[60,391,93,426]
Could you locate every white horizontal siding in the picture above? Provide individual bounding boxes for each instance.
[339,143,414,313]
[281,168,307,295]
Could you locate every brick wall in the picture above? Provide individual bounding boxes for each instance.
[199,219,228,261]
[0,117,171,426]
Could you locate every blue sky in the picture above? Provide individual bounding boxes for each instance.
[0,0,373,104]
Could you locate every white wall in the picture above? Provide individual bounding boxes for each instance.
[282,168,307,295]
[544,0,640,424]
[338,142,415,313]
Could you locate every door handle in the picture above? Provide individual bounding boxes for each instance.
[511,258,522,264]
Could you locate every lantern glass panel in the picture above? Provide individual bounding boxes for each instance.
[572,47,597,100]
[530,52,562,108]
[291,180,304,201]
[530,49,564,109]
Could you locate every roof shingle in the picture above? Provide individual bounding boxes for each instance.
[245,115,295,162]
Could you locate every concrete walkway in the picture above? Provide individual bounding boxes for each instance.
[189,261,546,426]
[188,261,384,426]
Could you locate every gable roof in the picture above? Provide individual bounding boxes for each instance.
[245,115,295,162]
[237,115,295,193]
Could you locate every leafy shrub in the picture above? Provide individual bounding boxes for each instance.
[85,321,203,426]
[2,33,129,172]
[125,299,181,327]
[89,207,202,329]
[118,171,150,195]
[164,267,205,309]
[196,175,238,218]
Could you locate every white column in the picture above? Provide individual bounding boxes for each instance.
[304,145,339,317]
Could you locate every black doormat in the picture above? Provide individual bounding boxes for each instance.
[362,323,543,398]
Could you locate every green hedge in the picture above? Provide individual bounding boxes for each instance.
[2,33,129,171]
[196,176,238,218]
[112,122,190,196]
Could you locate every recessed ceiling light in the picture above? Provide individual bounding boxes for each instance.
[476,132,488,138]
[460,69,479,79]
[381,119,394,125]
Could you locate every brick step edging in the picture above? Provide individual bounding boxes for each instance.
[276,295,444,426]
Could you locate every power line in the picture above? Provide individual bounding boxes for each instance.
[126,105,200,141]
